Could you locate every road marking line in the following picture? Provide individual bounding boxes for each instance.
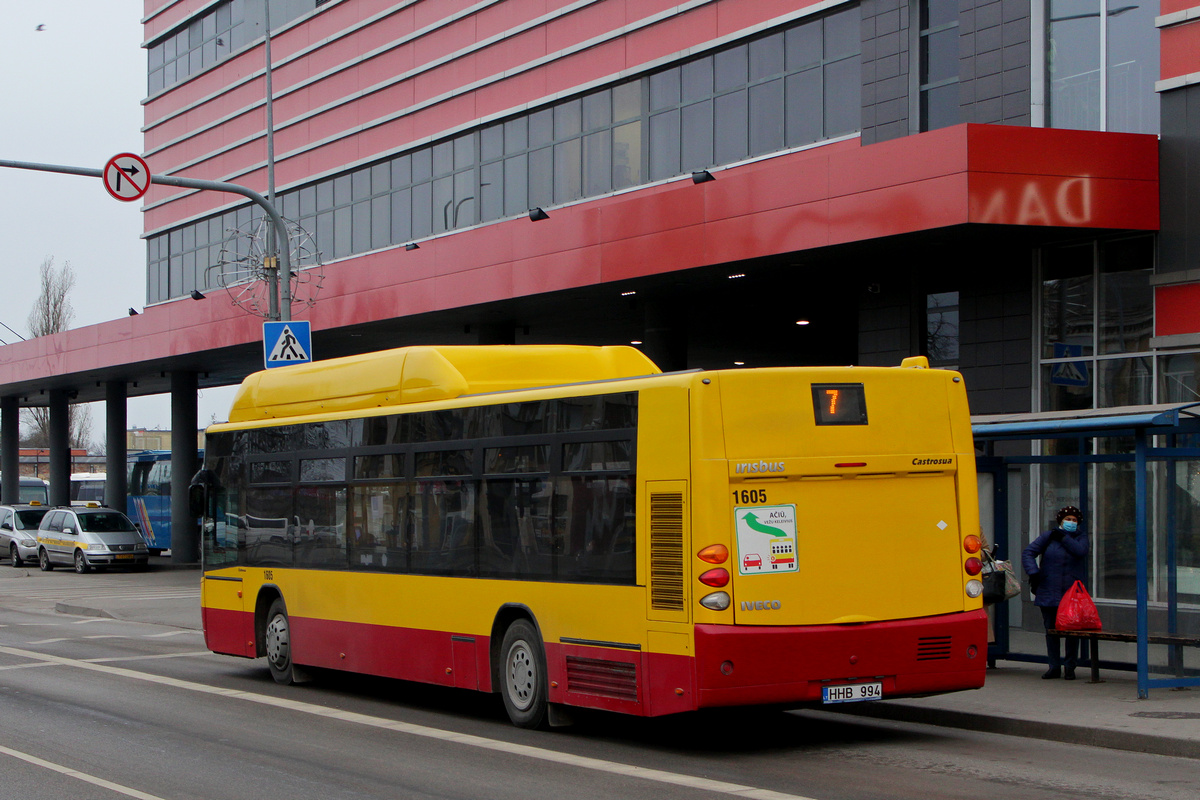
[0,743,169,800]
[84,651,213,663]
[0,645,815,800]
[0,662,58,672]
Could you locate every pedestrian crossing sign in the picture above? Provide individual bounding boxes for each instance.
[264,321,312,369]
[1050,342,1089,387]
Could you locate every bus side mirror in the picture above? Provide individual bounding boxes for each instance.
[189,484,207,518]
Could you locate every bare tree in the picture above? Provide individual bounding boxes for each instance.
[21,257,93,450]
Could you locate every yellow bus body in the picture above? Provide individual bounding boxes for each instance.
[197,345,987,724]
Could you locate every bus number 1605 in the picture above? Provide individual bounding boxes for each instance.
[733,489,768,504]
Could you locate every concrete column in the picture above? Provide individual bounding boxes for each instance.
[1,397,18,505]
[48,391,70,507]
[170,372,200,564]
[105,381,128,510]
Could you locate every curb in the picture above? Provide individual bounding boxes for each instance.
[829,701,1200,761]
[54,602,113,619]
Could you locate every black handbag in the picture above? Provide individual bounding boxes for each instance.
[980,548,1006,604]
[981,569,1007,604]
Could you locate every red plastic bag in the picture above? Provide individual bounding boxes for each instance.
[1056,580,1102,631]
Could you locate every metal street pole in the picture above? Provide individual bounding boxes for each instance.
[0,158,293,318]
[263,0,282,321]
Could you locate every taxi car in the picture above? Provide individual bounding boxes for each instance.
[37,505,150,573]
[0,504,50,567]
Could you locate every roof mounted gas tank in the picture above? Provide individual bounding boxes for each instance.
[227,344,661,422]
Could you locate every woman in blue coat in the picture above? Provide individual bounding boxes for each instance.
[1022,505,1090,679]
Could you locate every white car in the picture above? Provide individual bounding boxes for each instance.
[37,505,149,573]
[0,504,50,567]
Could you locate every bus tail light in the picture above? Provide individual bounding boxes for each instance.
[963,535,981,553]
[697,544,729,564]
[699,568,729,588]
[965,580,983,598]
[699,592,731,611]
[964,557,982,575]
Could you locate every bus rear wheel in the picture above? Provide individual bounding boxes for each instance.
[265,598,296,685]
[500,619,549,729]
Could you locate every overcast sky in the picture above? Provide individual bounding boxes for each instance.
[1,1,237,435]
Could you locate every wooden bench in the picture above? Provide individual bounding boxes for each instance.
[1049,629,1200,683]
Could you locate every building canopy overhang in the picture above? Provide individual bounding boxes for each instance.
[0,124,1160,406]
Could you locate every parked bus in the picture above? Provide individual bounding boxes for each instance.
[191,345,987,728]
[128,451,176,555]
[0,476,49,505]
[70,473,106,506]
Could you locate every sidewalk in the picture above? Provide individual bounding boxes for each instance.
[832,659,1200,759]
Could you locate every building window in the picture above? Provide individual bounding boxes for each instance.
[1045,0,1159,133]
[1039,235,1155,412]
[147,1,245,95]
[925,291,960,365]
[918,0,960,130]
[146,8,862,304]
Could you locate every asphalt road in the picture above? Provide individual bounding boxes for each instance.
[0,566,1197,800]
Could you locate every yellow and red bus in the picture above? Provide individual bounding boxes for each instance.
[192,345,987,727]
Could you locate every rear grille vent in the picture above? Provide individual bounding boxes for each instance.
[649,492,685,610]
[566,656,638,700]
[917,636,953,661]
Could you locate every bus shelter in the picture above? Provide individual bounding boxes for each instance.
[973,403,1200,698]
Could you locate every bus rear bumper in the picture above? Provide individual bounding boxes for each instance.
[693,609,987,708]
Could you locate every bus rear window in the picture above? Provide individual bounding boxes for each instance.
[812,384,867,426]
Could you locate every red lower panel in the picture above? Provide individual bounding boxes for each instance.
[204,609,985,716]
[693,610,987,708]
[290,616,488,690]
[543,642,695,717]
[203,607,256,658]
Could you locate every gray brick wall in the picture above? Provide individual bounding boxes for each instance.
[857,243,1033,415]
[860,0,912,145]
[860,0,1032,144]
[959,0,1031,125]
[958,275,1032,415]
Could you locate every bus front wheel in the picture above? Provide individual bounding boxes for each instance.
[500,619,549,729]
[265,598,296,685]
